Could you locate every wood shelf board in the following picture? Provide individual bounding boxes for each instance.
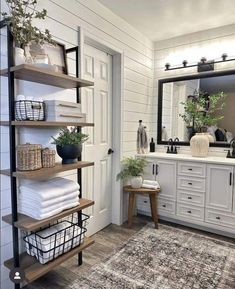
[0,161,94,179]
[0,64,94,88]
[0,121,94,127]
[2,198,94,231]
[4,237,94,283]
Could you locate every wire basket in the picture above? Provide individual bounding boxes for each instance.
[15,100,45,121]
[24,213,89,264]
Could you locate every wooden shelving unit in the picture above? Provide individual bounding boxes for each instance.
[0,64,94,88]
[0,121,94,127]
[4,237,94,283]
[0,161,94,179]
[1,25,95,288]
[2,198,94,231]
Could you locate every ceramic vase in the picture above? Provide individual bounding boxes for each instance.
[56,144,82,164]
[190,133,209,157]
[130,176,142,189]
[14,47,25,66]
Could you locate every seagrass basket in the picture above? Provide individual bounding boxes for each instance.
[42,148,56,168]
[17,143,42,171]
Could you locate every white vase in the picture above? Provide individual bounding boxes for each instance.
[14,47,25,66]
[190,133,209,157]
[130,176,142,189]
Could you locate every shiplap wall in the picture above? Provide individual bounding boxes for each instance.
[0,0,154,287]
[154,23,235,156]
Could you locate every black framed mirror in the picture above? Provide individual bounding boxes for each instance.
[157,70,235,147]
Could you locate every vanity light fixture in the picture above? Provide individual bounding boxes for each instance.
[164,53,235,71]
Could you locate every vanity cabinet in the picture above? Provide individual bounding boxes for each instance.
[206,165,233,212]
[137,154,235,237]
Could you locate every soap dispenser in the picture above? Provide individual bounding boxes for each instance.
[150,138,155,152]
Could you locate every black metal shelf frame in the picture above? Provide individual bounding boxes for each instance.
[1,23,85,288]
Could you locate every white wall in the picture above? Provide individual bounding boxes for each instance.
[0,0,154,288]
[154,23,235,156]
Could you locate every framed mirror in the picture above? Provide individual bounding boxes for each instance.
[157,70,235,147]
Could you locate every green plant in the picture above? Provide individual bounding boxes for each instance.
[51,127,89,147]
[117,157,148,180]
[179,90,226,132]
[1,0,55,48]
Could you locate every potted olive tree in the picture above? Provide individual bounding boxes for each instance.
[117,157,148,188]
[1,0,54,65]
[180,91,226,157]
[51,127,89,164]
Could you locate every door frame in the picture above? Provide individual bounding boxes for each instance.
[78,27,124,225]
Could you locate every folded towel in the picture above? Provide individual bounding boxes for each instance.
[142,183,160,190]
[19,190,79,209]
[19,198,80,220]
[19,177,80,202]
[143,180,160,187]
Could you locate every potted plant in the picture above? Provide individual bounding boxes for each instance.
[51,127,89,164]
[117,157,148,188]
[1,0,55,65]
[180,91,226,157]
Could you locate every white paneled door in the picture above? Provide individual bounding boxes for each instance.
[82,44,113,235]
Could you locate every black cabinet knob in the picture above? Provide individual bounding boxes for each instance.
[187,210,192,214]
[188,196,192,200]
[188,168,193,171]
[162,204,166,208]
[108,148,114,154]
[216,216,221,220]
[188,182,192,185]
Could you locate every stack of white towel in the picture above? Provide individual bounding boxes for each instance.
[18,177,80,220]
[142,180,160,190]
[25,221,84,264]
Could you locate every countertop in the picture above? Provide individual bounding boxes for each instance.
[137,152,235,166]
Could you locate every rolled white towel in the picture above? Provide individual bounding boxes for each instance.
[142,183,160,190]
[143,180,160,187]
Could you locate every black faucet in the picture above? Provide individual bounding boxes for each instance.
[166,138,179,154]
[226,139,235,158]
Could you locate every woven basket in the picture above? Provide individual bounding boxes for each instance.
[17,143,42,171]
[42,148,56,168]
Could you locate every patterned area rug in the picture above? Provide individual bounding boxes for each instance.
[69,224,235,289]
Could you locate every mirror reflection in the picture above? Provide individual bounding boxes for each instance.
[161,74,235,143]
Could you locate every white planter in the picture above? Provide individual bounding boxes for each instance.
[190,133,209,157]
[14,47,25,66]
[130,176,142,189]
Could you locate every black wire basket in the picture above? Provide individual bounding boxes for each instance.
[23,213,89,264]
[15,100,45,121]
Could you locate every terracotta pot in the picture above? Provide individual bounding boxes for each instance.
[190,133,209,157]
[130,176,142,189]
[14,47,25,65]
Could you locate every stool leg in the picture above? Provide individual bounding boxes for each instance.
[149,194,158,229]
[128,193,135,227]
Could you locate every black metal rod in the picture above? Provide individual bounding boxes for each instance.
[6,25,21,289]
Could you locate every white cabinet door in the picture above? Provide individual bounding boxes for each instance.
[206,165,233,212]
[156,160,177,200]
[142,160,156,181]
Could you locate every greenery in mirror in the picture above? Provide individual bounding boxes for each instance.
[1,0,55,48]
[51,127,89,147]
[117,157,148,180]
[179,91,226,133]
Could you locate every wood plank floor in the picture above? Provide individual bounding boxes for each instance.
[23,215,234,289]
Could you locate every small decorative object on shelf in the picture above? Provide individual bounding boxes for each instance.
[117,157,148,189]
[15,96,45,121]
[52,127,89,164]
[149,138,155,152]
[17,143,42,171]
[1,0,55,66]
[24,213,89,264]
[42,148,56,168]
[137,120,148,154]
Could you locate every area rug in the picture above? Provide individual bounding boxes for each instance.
[69,224,235,289]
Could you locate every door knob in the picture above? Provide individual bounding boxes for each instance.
[108,148,114,155]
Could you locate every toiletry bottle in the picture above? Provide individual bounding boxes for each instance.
[150,138,155,152]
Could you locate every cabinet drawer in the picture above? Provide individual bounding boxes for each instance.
[177,190,204,206]
[177,203,204,221]
[137,195,149,207]
[178,162,206,177]
[158,198,175,215]
[205,209,235,229]
[177,176,205,192]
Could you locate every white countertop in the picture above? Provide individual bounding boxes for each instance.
[137,152,235,166]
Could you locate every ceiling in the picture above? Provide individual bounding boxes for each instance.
[98,0,235,41]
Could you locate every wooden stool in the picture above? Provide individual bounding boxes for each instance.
[123,185,160,229]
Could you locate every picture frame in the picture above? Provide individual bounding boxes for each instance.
[26,41,68,75]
